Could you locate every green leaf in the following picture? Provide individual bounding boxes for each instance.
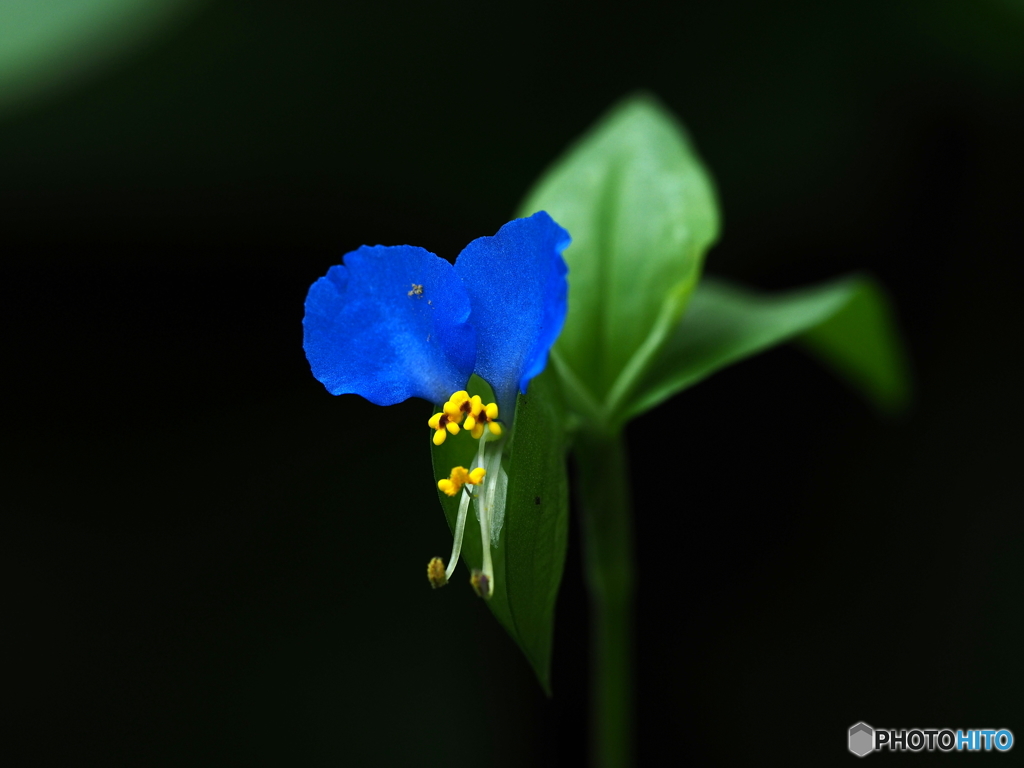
[431,371,569,694]
[517,93,720,410]
[0,0,199,116]
[618,274,911,428]
[800,278,911,414]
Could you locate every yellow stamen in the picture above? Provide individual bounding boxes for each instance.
[427,557,447,588]
[437,465,486,497]
[428,391,500,445]
[470,569,491,599]
[443,390,471,423]
[428,411,459,445]
[464,395,501,440]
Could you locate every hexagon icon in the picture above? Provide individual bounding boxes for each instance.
[849,722,875,757]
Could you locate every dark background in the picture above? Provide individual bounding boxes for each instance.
[3,1,1023,765]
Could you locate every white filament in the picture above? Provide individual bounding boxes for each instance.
[474,435,494,595]
[444,487,471,581]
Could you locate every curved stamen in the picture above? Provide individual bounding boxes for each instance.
[444,485,472,581]
[473,434,494,598]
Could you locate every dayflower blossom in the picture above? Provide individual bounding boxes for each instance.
[303,212,570,597]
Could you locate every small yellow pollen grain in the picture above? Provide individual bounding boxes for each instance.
[445,421,460,435]
[470,423,484,440]
[485,403,499,420]
[488,422,502,436]
[427,557,448,588]
[432,429,447,446]
[408,283,423,297]
[463,414,477,431]
[438,478,456,496]
[427,412,442,429]
[468,467,486,484]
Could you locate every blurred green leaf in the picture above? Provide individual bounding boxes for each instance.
[517,93,720,411]
[0,0,200,116]
[431,371,569,693]
[800,277,911,413]
[619,275,910,428]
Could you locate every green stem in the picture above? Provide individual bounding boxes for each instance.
[573,428,634,768]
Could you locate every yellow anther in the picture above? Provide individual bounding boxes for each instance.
[427,557,448,588]
[443,390,471,422]
[465,395,500,440]
[429,392,499,443]
[437,465,486,497]
[428,411,460,445]
[470,569,492,599]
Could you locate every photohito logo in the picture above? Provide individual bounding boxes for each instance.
[848,722,1014,757]
[849,723,874,757]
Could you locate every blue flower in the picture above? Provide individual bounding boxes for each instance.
[303,212,569,598]
[303,211,570,414]
[303,211,570,599]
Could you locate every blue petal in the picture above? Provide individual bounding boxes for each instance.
[303,245,476,405]
[454,211,570,412]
